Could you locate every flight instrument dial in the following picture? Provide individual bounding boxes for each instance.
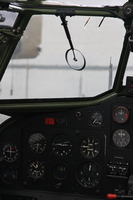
[28,160,45,179]
[112,129,130,148]
[28,133,47,153]
[53,163,69,180]
[77,161,102,188]
[113,106,129,123]
[52,135,72,156]
[2,143,18,162]
[90,111,103,127]
[80,137,100,158]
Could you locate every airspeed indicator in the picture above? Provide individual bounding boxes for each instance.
[28,133,47,153]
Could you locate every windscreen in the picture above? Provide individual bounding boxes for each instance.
[43,0,127,6]
[0,14,126,99]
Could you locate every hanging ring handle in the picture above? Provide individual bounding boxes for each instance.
[65,48,86,71]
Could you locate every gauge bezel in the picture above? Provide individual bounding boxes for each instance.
[28,160,45,179]
[76,161,102,188]
[90,111,103,127]
[53,163,69,180]
[1,166,17,183]
[2,143,19,162]
[112,129,130,148]
[52,134,73,156]
[28,132,47,154]
[80,137,100,158]
[112,106,129,124]
[128,185,133,195]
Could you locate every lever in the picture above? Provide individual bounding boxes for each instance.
[107,193,133,199]
[59,13,86,70]
[60,13,77,61]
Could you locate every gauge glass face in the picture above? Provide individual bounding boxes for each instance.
[28,160,45,179]
[80,137,100,158]
[2,143,18,162]
[128,186,133,195]
[28,133,47,153]
[2,166,17,183]
[77,162,102,188]
[112,129,130,147]
[113,106,129,123]
[114,184,126,195]
[52,135,72,156]
[53,163,69,180]
[90,111,103,127]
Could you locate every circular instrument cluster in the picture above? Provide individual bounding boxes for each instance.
[1,132,102,188]
[112,106,130,148]
[26,133,101,186]
[1,143,19,183]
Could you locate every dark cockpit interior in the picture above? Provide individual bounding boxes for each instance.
[0,94,133,200]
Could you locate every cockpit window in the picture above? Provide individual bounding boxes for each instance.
[1,15,125,99]
[42,0,127,6]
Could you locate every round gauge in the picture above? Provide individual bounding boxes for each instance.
[80,137,100,158]
[53,163,69,180]
[2,166,17,183]
[28,133,47,153]
[114,184,126,195]
[2,143,18,162]
[90,111,103,127]
[128,186,133,195]
[113,106,129,123]
[52,135,72,156]
[112,129,130,148]
[77,161,102,188]
[28,160,45,179]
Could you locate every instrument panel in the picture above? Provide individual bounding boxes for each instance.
[1,96,133,199]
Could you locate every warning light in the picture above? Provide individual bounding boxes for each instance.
[45,118,55,125]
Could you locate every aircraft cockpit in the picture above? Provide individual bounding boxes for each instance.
[1,0,133,200]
